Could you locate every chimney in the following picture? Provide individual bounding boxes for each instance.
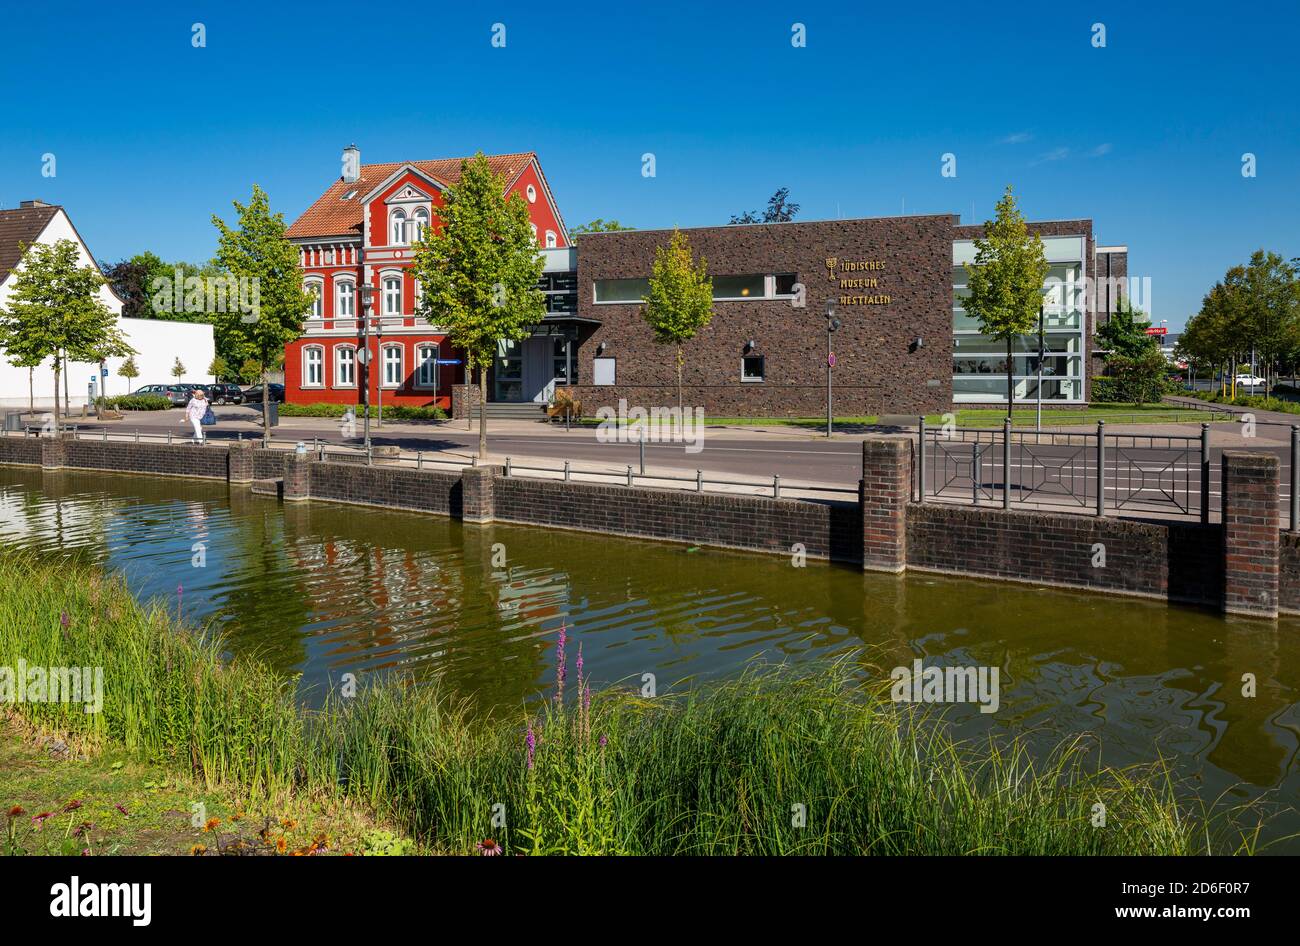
[19,200,51,208]
[342,144,361,184]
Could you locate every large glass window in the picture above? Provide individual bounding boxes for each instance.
[383,276,401,316]
[493,339,523,401]
[593,273,802,304]
[713,274,765,299]
[417,344,437,387]
[390,210,407,245]
[306,282,322,319]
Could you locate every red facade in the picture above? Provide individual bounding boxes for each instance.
[283,150,567,411]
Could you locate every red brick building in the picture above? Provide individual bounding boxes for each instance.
[283,146,568,411]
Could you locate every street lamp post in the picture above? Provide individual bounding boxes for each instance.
[358,284,376,449]
[825,299,840,438]
[376,317,384,428]
[1035,303,1044,432]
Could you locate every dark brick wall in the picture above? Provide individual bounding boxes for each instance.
[862,438,911,572]
[253,450,287,480]
[0,436,42,467]
[494,475,861,562]
[308,461,460,515]
[63,439,230,480]
[571,216,957,416]
[1281,532,1300,615]
[907,503,1224,606]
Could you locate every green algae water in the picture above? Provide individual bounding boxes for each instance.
[1,465,1297,849]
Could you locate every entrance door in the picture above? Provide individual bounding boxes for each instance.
[523,336,553,403]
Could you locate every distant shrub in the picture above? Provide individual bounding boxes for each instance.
[98,394,172,411]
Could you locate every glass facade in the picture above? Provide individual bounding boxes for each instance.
[952,242,1086,403]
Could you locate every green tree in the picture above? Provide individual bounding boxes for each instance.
[730,187,800,225]
[117,354,140,395]
[411,152,546,456]
[208,355,228,381]
[1096,299,1158,361]
[171,357,186,381]
[237,357,263,385]
[211,185,313,441]
[570,219,635,235]
[0,239,133,431]
[642,228,714,413]
[962,186,1050,417]
[1105,349,1170,405]
[1237,250,1300,388]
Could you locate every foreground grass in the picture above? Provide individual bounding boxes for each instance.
[0,551,1230,855]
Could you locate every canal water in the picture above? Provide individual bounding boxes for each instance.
[1,466,1297,849]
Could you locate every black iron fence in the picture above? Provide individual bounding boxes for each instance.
[917,418,1300,528]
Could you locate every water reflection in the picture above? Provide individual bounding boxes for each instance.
[1,466,1297,847]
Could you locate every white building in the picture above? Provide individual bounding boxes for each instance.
[0,200,215,410]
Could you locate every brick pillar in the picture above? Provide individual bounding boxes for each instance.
[40,434,68,470]
[1221,450,1279,618]
[861,437,911,573]
[459,464,498,523]
[283,452,312,502]
[227,440,253,483]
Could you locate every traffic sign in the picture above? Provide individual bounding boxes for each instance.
[1145,326,1167,336]
[827,353,837,367]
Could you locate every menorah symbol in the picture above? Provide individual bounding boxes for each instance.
[825,258,838,281]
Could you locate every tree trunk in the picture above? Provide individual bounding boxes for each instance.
[1006,336,1014,420]
[52,356,61,435]
[27,368,33,416]
[676,346,683,416]
[477,364,488,458]
[63,351,70,417]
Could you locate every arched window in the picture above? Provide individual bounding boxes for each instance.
[390,209,407,245]
[383,276,402,316]
[545,230,558,248]
[381,344,403,388]
[335,346,356,387]
[303,345,324,387]
[413,278,424,314]
[526,184,537,203]
[335,279,355,317]
[412,208,429,241]
[305,281,323,318]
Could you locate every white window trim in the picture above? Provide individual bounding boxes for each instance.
[334,344,358,388]
[380,343,404,389]
[526,184,537,203]
[740,355,765,383]
[302,344,325,388]
[415,343,439,389]
[545,230,557,248]
[333,276,357,319]
[390,209,408,246]
[381,273,403,316]
[304,278,324,319]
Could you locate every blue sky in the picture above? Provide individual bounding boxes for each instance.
[2,0,1296,328]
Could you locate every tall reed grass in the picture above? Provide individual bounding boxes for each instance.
[0,551,1212,855]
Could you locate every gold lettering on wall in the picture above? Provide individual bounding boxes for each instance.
[826,257,889,304]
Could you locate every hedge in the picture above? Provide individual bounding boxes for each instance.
[96,394,173,411]
[277,402,447,421]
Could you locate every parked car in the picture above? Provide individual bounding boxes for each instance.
[1234,374,1267,388]
[207,383,245,405]
[242,383,285,404]
[133,384,190,407]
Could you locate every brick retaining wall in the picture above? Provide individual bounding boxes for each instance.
[0,433,1289,617]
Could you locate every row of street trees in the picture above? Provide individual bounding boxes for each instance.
[1176,251,1300,393]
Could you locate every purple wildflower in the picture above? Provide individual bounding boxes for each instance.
[555,625,567,698]
[583,684,591,715]
[598,734,608,749]
[525,722,536,770]
[114,803,129,818]
[59,611,70,628]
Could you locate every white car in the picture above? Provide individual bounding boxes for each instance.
[1234,374,1267,387]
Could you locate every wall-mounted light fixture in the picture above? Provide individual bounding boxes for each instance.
[596,341,607,355]
[744,339,757,352]
[910,336,924,352]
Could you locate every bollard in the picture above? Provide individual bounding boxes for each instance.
[1292,425,1299,533]
[627,465,633,487]
[1200,423,1211,524]
[167,430,172,445]
[134,428,139,443]
[917,416,926,503]
[1003,417,1011,510]
[564,460,570,482]
[416,450,423,470]
[696,470,703,492]
[774,474,781,499]
[367,444,373,467]
[1095,421,1106,517]
[505,457,512,477]
[639,435,645,475]
[103,428,108,442]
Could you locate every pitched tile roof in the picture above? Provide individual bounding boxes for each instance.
[285,152,536,240]
[0,204,60,283]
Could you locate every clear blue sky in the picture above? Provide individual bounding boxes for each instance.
[2,0,1296,329]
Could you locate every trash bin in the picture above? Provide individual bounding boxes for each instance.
[264,399,279,427]
[3,411,24,432]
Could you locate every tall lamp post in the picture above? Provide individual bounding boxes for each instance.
[1035,303,1044,431]
[359,283,375,448]
[825,299,841,438]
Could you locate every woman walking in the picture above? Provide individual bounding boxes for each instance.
[184,388,210,444]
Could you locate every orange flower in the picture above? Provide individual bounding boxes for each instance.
[276,836,287,853]
[189,844,207,856]
[203,818,221,832]
[7,806,24,819]
[280,818,297,829]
